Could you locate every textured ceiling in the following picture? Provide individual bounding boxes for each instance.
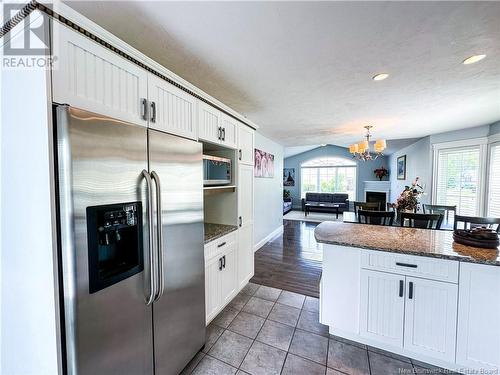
[65,1,500,147]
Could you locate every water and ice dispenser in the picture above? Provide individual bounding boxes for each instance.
[86,202,144,293]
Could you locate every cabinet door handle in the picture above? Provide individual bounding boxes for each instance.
[222,128,226,141]
[239,216,242,227]
[219,257,223,271]
[396,262,418,268]
[222,255,226,268]
[408,281,414,299]
[150,101,156,123]
[239,149,242,161]
[217,241,226,248]
[141,98,148,120]
[399,280,404,297]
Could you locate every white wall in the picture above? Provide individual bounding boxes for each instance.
[253,133,284,250]
[1,15,61,375]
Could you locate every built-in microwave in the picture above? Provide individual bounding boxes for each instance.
[203,155,232,186]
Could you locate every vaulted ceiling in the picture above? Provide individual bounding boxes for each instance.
[66,1,500,148]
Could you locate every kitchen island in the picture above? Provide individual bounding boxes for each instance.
[314,221,499,374]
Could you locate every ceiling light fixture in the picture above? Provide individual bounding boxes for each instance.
[462,54,486,65]
[349,126,386,161]
[372,73,389,81]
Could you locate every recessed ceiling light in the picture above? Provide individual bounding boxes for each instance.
[372,73,389,81]
[463,54,486,65]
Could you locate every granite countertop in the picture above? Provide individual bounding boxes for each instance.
[314,221,500,266]
[204,223,238,244]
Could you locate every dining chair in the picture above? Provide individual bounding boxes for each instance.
[453,215,500,232]
[354,201,380,215]
[358,210,395,226]
[400,212,443,230]
[423,204,456,223]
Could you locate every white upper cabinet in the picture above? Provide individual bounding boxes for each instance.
[404,277,458,362]
[238,125,255,165]
[52,23,148,127]
[457,263,500,372]
[198,101,222,144]
[147,74,197,139]
[198,101,238,148]
[220,115,238,149]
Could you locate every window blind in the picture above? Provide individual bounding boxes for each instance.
[435,146,480,216]
[488,143,500,217]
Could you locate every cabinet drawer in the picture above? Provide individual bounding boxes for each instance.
[361,250,458,283]
[204,232,237,261]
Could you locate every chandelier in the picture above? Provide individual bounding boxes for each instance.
[349,125,386,161]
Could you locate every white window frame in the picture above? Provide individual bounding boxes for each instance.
[300,157,357,200]
[486,133,500,216]
[431,137,488,216]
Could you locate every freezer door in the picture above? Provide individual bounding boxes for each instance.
[148,130,205,375]
[56,106,154,375]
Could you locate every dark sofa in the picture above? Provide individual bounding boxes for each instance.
[283,198,292,215]
[301,193,349,213]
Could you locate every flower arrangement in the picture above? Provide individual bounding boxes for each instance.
[374,167,389,181]
[396,177,425,212]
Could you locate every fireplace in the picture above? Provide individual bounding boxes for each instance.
[366,191,387,211]
[364,181,391,211]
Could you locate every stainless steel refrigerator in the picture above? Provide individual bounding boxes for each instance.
[55,105,205,375]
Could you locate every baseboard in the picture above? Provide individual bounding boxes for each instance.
[254,225,283,252]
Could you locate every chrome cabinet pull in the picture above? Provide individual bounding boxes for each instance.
[222,255,226,268]
[399,280,404,297]
[150,101,156,123]
[141,98,148,120]
[142,170,156,306]
[151,171,164,301]
[239,149,242,161]
[219,257,223,271]
[217,127,221,140]
[217,241,226,248]
[239,216,242,227]
[409,281,414,299]
[222,128,226,141]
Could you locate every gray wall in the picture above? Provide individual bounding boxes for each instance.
[389,137,431,204]
[283,145,389,208]
[254,133,284,247]
[389,122,500,204]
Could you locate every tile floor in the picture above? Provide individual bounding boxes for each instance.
[181,283,459,375]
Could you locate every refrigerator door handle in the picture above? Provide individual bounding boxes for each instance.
[151,170,165,301]
[142,170,157,306]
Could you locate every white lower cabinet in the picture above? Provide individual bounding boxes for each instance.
[237,224,254,289]
[323,245,484,373]
[360,267,458,363]
[220,244,238,306]
[204,233,240,324]
[456,263,500,371]
[404,277,457,362]
[205,255,222,322]
[360,269,405,348]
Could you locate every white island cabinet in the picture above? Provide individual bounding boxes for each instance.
[321,243,500,373]
[456,263,500,371]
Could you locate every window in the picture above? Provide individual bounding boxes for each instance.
[488,142,500,217]
[434,144,484,216]
[300,157,357,200]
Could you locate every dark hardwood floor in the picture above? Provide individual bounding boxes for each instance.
[250,219,322,298]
